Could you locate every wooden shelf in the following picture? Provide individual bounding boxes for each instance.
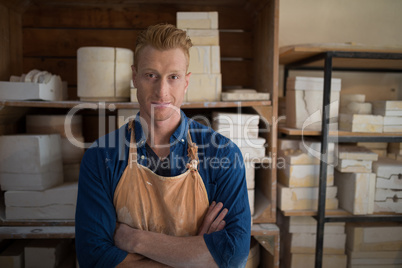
[251,224,280,268]
[281,209,350,217]
[0,219,74,227]
[282,209,402,218]
[0,226,75,239]
[279,44,402,70]
[0,100,271,109]
[279,126,402,137]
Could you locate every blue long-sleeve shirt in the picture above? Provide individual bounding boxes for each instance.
[75,111,251,267]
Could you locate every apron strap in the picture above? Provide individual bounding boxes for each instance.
[128,120,138,163]
[186,132,199,171]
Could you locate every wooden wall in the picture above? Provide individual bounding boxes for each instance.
[21,4,255,100]
[0,3,23,82]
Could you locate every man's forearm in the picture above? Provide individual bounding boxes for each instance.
[132,230,217,268]
[117,253,171,268]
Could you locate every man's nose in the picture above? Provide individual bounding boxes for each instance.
[155,78,169,96]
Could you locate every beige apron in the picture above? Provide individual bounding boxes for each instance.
[113,122,209,237]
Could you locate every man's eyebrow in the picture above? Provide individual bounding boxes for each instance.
[141,68,158,72]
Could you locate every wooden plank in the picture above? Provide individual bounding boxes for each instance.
[22,28,138,57]
[23,5,253,30]
[253,222,280,268]
[23,57,77,84]
[0,0,29,12]
[251,223,280,236]
[0,4,10,81]
[220,31,252,58]
[253,105,276,223]
[23,28,252,58]
[8,9,23,77]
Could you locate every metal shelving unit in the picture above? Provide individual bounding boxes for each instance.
[280,45,402,268]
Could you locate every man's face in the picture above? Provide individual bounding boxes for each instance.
[133,46,190,124]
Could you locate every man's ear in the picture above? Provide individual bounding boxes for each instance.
[184,72,191,94]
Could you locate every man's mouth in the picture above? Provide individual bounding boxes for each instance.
[151,101,171,107]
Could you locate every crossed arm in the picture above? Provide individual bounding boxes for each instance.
[115,201,228,268]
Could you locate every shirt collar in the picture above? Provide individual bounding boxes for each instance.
[133,110,189,147]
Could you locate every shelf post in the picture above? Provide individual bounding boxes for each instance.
[315,52,333,268]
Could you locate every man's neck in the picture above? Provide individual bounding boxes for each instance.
[140,113,182,158]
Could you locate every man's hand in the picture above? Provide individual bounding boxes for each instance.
[115,222,138,253]
[198,201,228,236]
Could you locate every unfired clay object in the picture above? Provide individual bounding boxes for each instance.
[77,47,133,102]
[0,134,63,191]
[1,72,63,101]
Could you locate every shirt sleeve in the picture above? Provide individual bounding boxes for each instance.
[203,143,251,268]
[75,146,128,267]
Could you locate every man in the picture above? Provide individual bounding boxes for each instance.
[75,23,251,267]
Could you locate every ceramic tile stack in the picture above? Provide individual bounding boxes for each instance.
[339,94,383,133]
[278,213,347,268]
[334,145,378,215]
[0,134,76,220]
[212,112,266,216]
[286,76,341,130]
[357,142,388,158]
[221,89,270,102]
[177,12,222,102]
[24,239,73,268]
[346,223,402,268]
[387,142,402,160]
[277,139,338,211]
[372,158,402,213]
[373,100,402,133]
[26,115,84,183]
[0,240,28,268]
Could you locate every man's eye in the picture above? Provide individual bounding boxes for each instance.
[146,74,157,78]
[171,75,179,80]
